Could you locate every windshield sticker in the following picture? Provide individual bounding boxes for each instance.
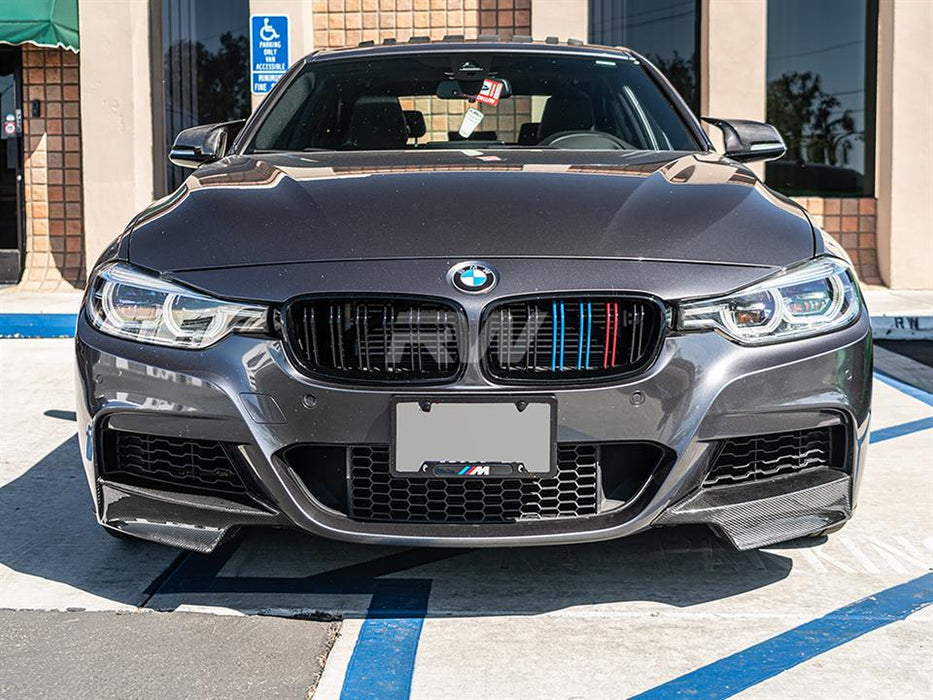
[475,79,504,106]
[458,107,485,139]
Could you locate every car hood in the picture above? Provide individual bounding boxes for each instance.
[125,150,814,272]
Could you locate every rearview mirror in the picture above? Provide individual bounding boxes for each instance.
[436,78,512,101]
[702,118,786,163]
[169,120,245,169]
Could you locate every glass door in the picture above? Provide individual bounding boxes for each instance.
[153,0,250,196]
[0,47,23,284]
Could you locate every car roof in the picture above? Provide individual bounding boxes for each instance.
[305,37,638,64]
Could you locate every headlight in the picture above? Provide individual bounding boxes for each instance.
[677,257,861,344]
[88,263,269,348]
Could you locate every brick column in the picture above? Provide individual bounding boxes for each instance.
[20,45,85,290]
[793,196,881,285]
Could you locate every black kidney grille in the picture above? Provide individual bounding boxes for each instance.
[103,430,250,498]
[704,426,845,487]
[287,299,462,381]
[349,444,599,522]
[485,297,662,381]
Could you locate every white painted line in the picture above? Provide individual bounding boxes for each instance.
[314,617,362,699]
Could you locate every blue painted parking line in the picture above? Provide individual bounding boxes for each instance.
[0,313,77,338]
[870,416,933,444]
[630,572,933,700]
[341,579,432,700]
[145,542,468,699]
[870,370,933,444]
[875,370,933,408]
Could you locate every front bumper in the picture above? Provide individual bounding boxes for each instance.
[75,309,872,552]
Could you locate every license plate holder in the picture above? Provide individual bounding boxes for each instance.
[390,396,556,478]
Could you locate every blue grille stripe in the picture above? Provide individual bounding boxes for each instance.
[585,302,592,369]
[577,302,584,369]
[550,301,557,371]
[558,302,566,370]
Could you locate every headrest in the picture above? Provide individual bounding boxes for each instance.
[537,95,595,141]
[517,122,540,145]
[346,96,409,150]
[403,110,426,139]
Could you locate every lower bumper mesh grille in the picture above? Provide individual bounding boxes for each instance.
[102,430,252,499]
[349,444,599,522]
[704,426,845,487]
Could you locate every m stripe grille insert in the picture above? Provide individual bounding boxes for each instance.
[485,297,663,381]
[285,299,462,382]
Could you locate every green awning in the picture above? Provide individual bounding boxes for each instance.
[0,0,79,52]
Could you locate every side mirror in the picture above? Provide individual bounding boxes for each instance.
[702,118,786,163]
[169,120,245,169]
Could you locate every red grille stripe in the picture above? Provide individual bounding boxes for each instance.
[611,303,619,367]
[603,302,611,368]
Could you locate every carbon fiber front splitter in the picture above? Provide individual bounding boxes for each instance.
[97,468,851,553]
[99,481,289,553]
[653,468,851,550]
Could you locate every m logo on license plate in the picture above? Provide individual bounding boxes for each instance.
[431,463,518,477]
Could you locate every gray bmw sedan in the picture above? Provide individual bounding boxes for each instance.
[75,39,870,553]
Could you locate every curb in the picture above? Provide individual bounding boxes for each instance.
[870,314,933,341]
[0,314,77,338]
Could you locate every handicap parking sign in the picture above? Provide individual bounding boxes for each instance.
[251,15,289,95]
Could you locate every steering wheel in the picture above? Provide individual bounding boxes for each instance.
[538,130,636,150]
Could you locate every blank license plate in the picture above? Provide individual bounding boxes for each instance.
[392,398,555,477]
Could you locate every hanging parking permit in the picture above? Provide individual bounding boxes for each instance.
[458,107,485,139]
[475,78,504,106]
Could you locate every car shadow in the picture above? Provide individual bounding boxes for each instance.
[0,436,181,607]
[0,435,794,616]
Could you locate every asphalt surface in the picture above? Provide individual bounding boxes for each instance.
[0,610,338,700]
[877,341,933,375]
[1,338,931,699]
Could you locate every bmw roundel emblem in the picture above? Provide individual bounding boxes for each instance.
[450,262,497,294]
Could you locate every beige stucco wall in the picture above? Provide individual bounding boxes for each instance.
[531,0,587,42]
[78,0,154,271]
[530,0,586,121]
[249,0,316,112]
[700,0,767,176]
[876,0,933,289]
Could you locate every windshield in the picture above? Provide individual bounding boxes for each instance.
[248,52,702,153]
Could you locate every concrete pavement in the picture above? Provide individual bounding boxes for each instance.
[0,337,931,699]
